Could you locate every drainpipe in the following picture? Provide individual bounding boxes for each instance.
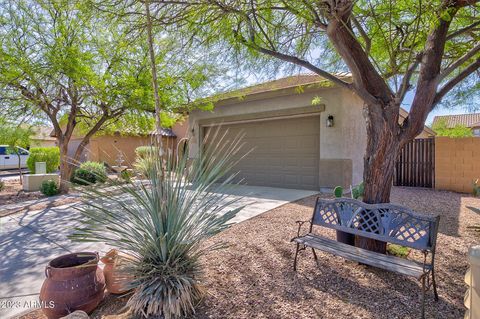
[465,245,480,319]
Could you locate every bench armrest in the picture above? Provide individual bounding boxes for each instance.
[293,220,311,238]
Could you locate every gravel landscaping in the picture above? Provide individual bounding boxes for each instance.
[20,187,480,319]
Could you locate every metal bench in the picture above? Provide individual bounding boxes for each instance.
[292,198,440,318]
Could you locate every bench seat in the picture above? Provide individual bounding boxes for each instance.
[293,233,431,279]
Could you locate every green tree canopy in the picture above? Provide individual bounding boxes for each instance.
[0,0,223,191]
[432,119,474,137]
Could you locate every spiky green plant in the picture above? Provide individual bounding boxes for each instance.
[333,186,343,198]
[70,130,247,318]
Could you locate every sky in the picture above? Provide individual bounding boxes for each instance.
[401,90,476,126]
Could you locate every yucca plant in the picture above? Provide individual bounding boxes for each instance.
[70,129,247,318]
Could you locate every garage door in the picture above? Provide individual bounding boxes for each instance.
[203,116,320,190]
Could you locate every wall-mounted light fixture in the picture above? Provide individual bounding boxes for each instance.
[326,115,334,127]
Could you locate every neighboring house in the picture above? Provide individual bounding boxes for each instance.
[432,113,480,137]
[50,128,181,167]
[187,74,435,191]
[30,126,58,147]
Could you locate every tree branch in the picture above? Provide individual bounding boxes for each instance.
[433,57,480,106]
[438,43,480,82]
[351,16,371,55]
[446,20,480,40]
[396,53,423,102]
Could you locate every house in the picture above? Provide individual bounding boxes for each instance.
[432,113,480,136]
[30,126,58,148]
[50,128,179,167]
[186,74,435,190]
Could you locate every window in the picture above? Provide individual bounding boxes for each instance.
[17,148,29,155]
[0,146,6,155]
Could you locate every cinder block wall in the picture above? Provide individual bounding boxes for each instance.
[435,137,480,193]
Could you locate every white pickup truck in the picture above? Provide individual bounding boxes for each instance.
[0,145,30,170]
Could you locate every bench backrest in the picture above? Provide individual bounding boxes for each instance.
[311,198,440,251]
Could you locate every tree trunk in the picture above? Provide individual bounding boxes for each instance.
[17,153,23,185]
[356,105,401,254]
[58,140,72,193]
[72,137,90,166]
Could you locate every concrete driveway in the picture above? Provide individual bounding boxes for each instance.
[0,185,317,318]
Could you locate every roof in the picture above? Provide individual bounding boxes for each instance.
[209,73,434,136]
[432,113,480,128]
[211,73,352,103]
[150,128,177,137]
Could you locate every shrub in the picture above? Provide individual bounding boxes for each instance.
[0,180,4,192]
[40,180,58,196]
[135,146,158,159]
[134,146,158,178]
[120,169,132,182]
[72,161,107,185]
[133,156,155,178]
[474,179,480,197]
[26,147,60,174]
[71,133,245,319]
[387,244,410,258]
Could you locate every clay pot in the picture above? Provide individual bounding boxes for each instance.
[39,252,105,319]
[100,249,133,294]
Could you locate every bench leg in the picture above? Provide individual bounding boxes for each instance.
[421,275,426,319]
[293,243,300,271]
[311,248,319,265]
[431,268,439,301]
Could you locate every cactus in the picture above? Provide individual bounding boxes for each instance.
[351,182,364,200]
[333,186,343,198]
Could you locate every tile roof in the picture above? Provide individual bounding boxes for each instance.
[150,128,177,137]
[432,113,480,128]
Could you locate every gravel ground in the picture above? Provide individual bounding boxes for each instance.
[0,178,46,206]
[20,187,480,319]
[192,187,479,319]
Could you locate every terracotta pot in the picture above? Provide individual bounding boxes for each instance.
[39,252,105,319]
[100,249,132,294]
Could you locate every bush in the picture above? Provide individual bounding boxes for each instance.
[40,180,58,196]
[474,179,480,197]
[120,169,132,182]
[135,146,158,159]
[134,146,158,178]
[26,147,60,174]
[72,161,107,185]
[0,180,4,192]
[133,157,155,178]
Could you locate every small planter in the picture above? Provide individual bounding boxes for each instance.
[100,249,133,294]
[39,252,105,319]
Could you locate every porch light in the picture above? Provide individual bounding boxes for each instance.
[326,115,334,127]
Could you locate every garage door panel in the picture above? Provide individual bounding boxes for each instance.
[204,116,320,190]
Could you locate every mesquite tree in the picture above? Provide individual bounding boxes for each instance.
[154,0,479,203]
[0,0,218,192]
[147,0,479,252]
[0,0,155,191]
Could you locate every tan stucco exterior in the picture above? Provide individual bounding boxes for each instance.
[188,84,433,190]
[83,134,176,167]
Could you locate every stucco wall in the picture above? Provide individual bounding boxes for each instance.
[435,136,480,193]
[188,86,367,188]
[86,135,175,167]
